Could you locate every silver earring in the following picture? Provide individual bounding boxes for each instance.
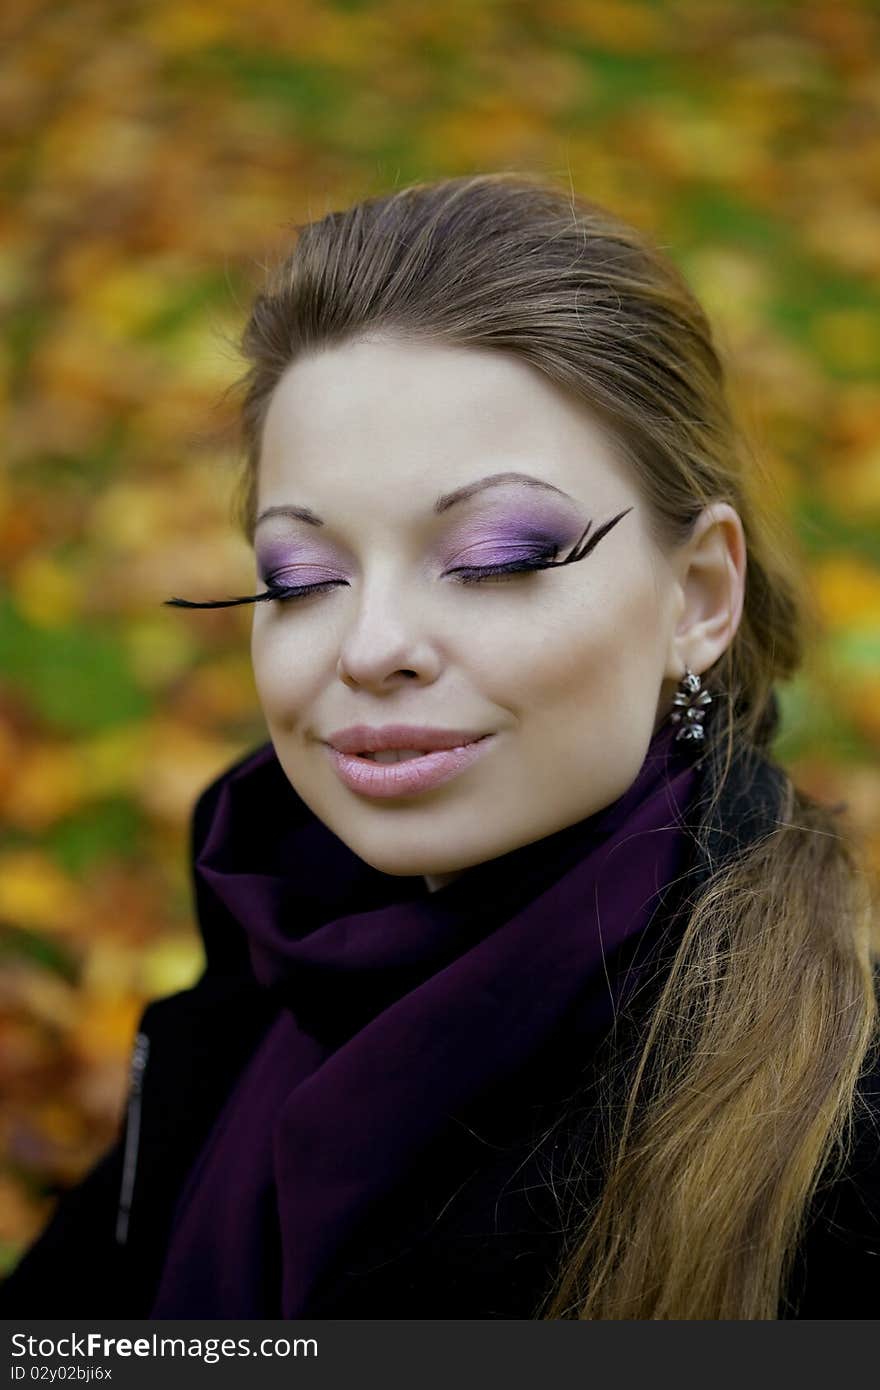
[669,665,713,742]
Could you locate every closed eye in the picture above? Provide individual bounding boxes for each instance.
[164,577,347,608]
[446,551,561,585]
[162,508,633,609]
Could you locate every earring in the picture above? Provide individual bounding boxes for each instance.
[669,665,713,742]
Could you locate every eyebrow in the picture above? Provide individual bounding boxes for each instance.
[253,471,579,531]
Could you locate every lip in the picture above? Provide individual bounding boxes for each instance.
[324,736,495,799]
[324,724,489,754]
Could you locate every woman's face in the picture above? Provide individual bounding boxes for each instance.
[250,335,734,885]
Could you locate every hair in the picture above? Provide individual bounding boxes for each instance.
[226,173,879,1318]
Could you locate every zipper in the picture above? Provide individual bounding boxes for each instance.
[115,1030,150,1246]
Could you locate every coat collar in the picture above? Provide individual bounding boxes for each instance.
[685,727,788,891]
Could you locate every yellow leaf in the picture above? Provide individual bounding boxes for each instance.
[137,1,235,52]
[0,1174,52,1246]
[11,553,85,629]
[75,724,151,799]
[140,936,204,996]
[813,555,880,627]
[138,722,245,823]
[810,310,880,374]
[0,852,79,932]
[85,264,178,338]
[828,442,880,519]
[5,743,86,831]
[847,674,880,746]
[71,997,143,1064]
[1,967,78,1031]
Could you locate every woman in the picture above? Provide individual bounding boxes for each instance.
[2,172,878,1320]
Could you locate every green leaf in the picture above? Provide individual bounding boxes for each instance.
[0,924,78,982]
[44,800,149,875]
[0,595,150,733]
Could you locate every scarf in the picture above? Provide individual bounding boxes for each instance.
[149,719,704,1317]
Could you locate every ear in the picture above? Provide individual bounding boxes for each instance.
[664,502,747,682]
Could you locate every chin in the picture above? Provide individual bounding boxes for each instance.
[347,835,480,881]
[356,852,461,880]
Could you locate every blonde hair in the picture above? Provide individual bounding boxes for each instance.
[228,173,879,1318]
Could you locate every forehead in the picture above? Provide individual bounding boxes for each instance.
[258,336,634,515]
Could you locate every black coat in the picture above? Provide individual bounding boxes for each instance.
[2,741,879,1319]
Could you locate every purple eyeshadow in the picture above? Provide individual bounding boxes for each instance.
[256,500,587,579]
[443,505,585,567]
[256,538,341,585]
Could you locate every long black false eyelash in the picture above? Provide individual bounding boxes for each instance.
[163,580,340,609]
[550,506,634,568]
[161,507,635,609]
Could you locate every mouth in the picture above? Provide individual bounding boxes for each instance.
[325,736,495,799]
[352,749,439,763]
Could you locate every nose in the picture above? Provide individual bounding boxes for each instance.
[334,577,442,692]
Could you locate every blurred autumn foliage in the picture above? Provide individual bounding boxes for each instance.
[1,0,879,1273]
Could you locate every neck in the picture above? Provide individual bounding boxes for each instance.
[423,871,463,893]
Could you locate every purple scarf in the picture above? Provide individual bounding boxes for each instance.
[149,720,703,1317]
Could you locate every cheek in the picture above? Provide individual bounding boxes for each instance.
[250,620,326,729]
[466,583,618,713]
[475,576,662,728]
[499,583,665,809]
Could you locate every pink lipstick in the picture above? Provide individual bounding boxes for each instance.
[324,736,495,799]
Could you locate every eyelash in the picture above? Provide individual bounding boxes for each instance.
[163,508,633,610]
